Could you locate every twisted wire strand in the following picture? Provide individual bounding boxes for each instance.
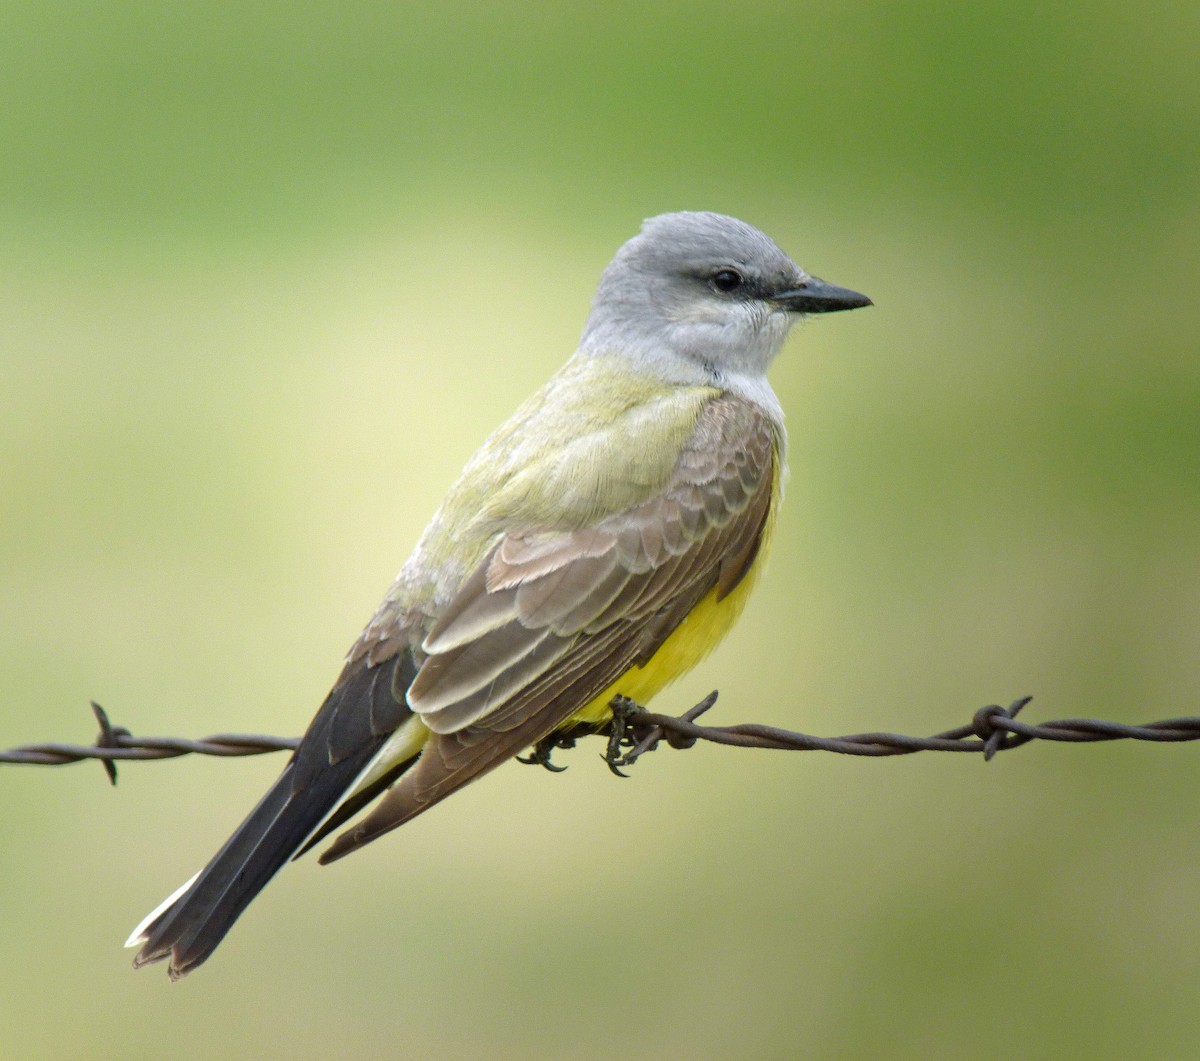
[2,696,1198,786]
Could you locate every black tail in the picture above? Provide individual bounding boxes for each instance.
[129,652,416,979]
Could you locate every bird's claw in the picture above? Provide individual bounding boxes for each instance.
[601,695,646,777]
[517,731,577,772]
[519,692,716,777]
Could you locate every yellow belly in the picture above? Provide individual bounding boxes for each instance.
[565,519,775,728]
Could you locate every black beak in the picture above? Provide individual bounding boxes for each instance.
[772,277,872,314]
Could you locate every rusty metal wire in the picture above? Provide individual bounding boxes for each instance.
[2,695,1199,786]
[0,703,300,784]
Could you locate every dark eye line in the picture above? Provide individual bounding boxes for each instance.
[714,270,774,303]
[680,265,764,298]
[710,267,742,292]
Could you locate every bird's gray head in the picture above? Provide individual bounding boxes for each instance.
[580,211,870,388]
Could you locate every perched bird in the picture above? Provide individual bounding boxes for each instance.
[127,211,871,978]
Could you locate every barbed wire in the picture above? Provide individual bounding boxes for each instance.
[2,695,1199,786]
[0,703,300,785]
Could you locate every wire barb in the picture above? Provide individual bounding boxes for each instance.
[4,695,1200,780]
[0,703,300,776]
[90,701,130,785]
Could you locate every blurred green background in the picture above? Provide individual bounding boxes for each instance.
[2,2,1198,1058]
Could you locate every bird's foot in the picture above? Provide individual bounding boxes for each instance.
[602,695,649,777]
[520,691,720,777]
[517,730,579,772]
[603,690,720,775]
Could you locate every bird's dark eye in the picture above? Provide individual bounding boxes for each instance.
[711,268,744,293]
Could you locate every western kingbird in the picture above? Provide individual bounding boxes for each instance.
[127,211,871,978]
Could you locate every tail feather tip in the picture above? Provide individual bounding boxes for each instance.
[124,870,200,952]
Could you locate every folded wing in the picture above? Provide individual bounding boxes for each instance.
[319,394,779,862]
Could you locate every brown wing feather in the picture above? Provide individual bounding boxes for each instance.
[318,394,779,863]
[319,623,638,863]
